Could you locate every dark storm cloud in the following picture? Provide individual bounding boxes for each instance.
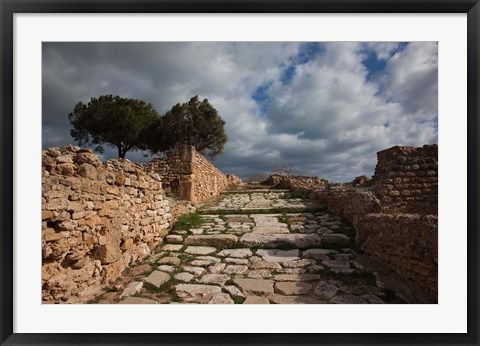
[42,41,437,182]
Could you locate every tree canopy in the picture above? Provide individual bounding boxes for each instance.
[157,95,227,160]
[68,95,160,158]
[68,94,227,160]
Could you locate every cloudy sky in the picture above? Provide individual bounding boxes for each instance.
[42,42,438,182]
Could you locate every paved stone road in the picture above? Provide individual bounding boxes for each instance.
[93,185,403,304]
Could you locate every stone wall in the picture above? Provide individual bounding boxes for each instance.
[314,188,382,224]
[312,144,438,302]
[42,145,181,303]
[370,144,438,214]
[144,146,241,204]
[191,149,242,202]
[265,174,329,190]
[355,213,438,300]
[142,148,188,198]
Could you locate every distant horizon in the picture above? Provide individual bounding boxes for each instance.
[43,42,438,182]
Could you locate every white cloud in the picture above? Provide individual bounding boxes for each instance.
[365,42,402,61]
[42,42,437,182]
[378,42,438,117]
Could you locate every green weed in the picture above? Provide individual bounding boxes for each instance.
[286,187,311,199]
[173,212,203,231]
[233,296,246,304]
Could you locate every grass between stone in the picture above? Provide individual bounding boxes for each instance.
[173,212,203,231]
[144,277,176,294]
[285,187,311,200]
[224,278,235,286]
[198,207,324,215]
[232,296,245,304]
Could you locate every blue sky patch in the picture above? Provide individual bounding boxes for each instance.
[363,53,388,81]
[280,42,324,85]
[297,42,323,64]
[254,42,325,108]
[252,80,274,113]
[363,42,409,81]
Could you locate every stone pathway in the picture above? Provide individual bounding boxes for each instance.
[201,189,307,212]
[91,185,404,304]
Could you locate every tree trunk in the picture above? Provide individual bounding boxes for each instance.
[118,146,126,158]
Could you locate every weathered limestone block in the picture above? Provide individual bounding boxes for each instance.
[91,220,123,264]
[77,163,97,180]
[240,233,322,249]
[184,234,238,247]
[178,174,195,202]
[102,259,127,283]
[74,152,102,167]
[57,163,76,175]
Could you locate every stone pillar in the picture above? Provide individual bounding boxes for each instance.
[179,145,195,164]
[178,174,196,203]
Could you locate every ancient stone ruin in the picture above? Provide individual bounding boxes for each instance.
[143,145,241,203]
[313,144,438,302]
[42,145,240,303]
[41,144,437,304]
[264,174,329,190]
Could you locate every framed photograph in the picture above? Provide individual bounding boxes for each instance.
[1,0,479,345]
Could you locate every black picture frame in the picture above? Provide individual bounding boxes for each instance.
[1,1,479,345]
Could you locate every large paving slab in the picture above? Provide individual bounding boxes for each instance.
[252,226,290,234]
[119,282,143,299]
[184,234,238,246]
[175,284,223,298]
[217,248,252,258]
[234,278,275,294]
[243,296,270,304]
[143,271,170,288]
[184,246,217,255]
[208,292,234,304]
[240,233,322,248]
[275,281,313,295]
[255,249,300,263]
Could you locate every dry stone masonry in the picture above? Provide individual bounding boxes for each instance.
[313,145,438,302]
[371,145,438,214]
[41,144,239,303]
[42,145,178,303]
[42,143,437,304]
[144,145,241,203]
[265,174,329,190]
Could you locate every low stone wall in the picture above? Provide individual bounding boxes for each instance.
[265,174,329,190]
[355,213,438,300]
[144,146,241,204]
[312,144,438,302]
[314,188,382,224]
[42,145,180,303]
[191,149,242,202]
[142,147,190,198]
